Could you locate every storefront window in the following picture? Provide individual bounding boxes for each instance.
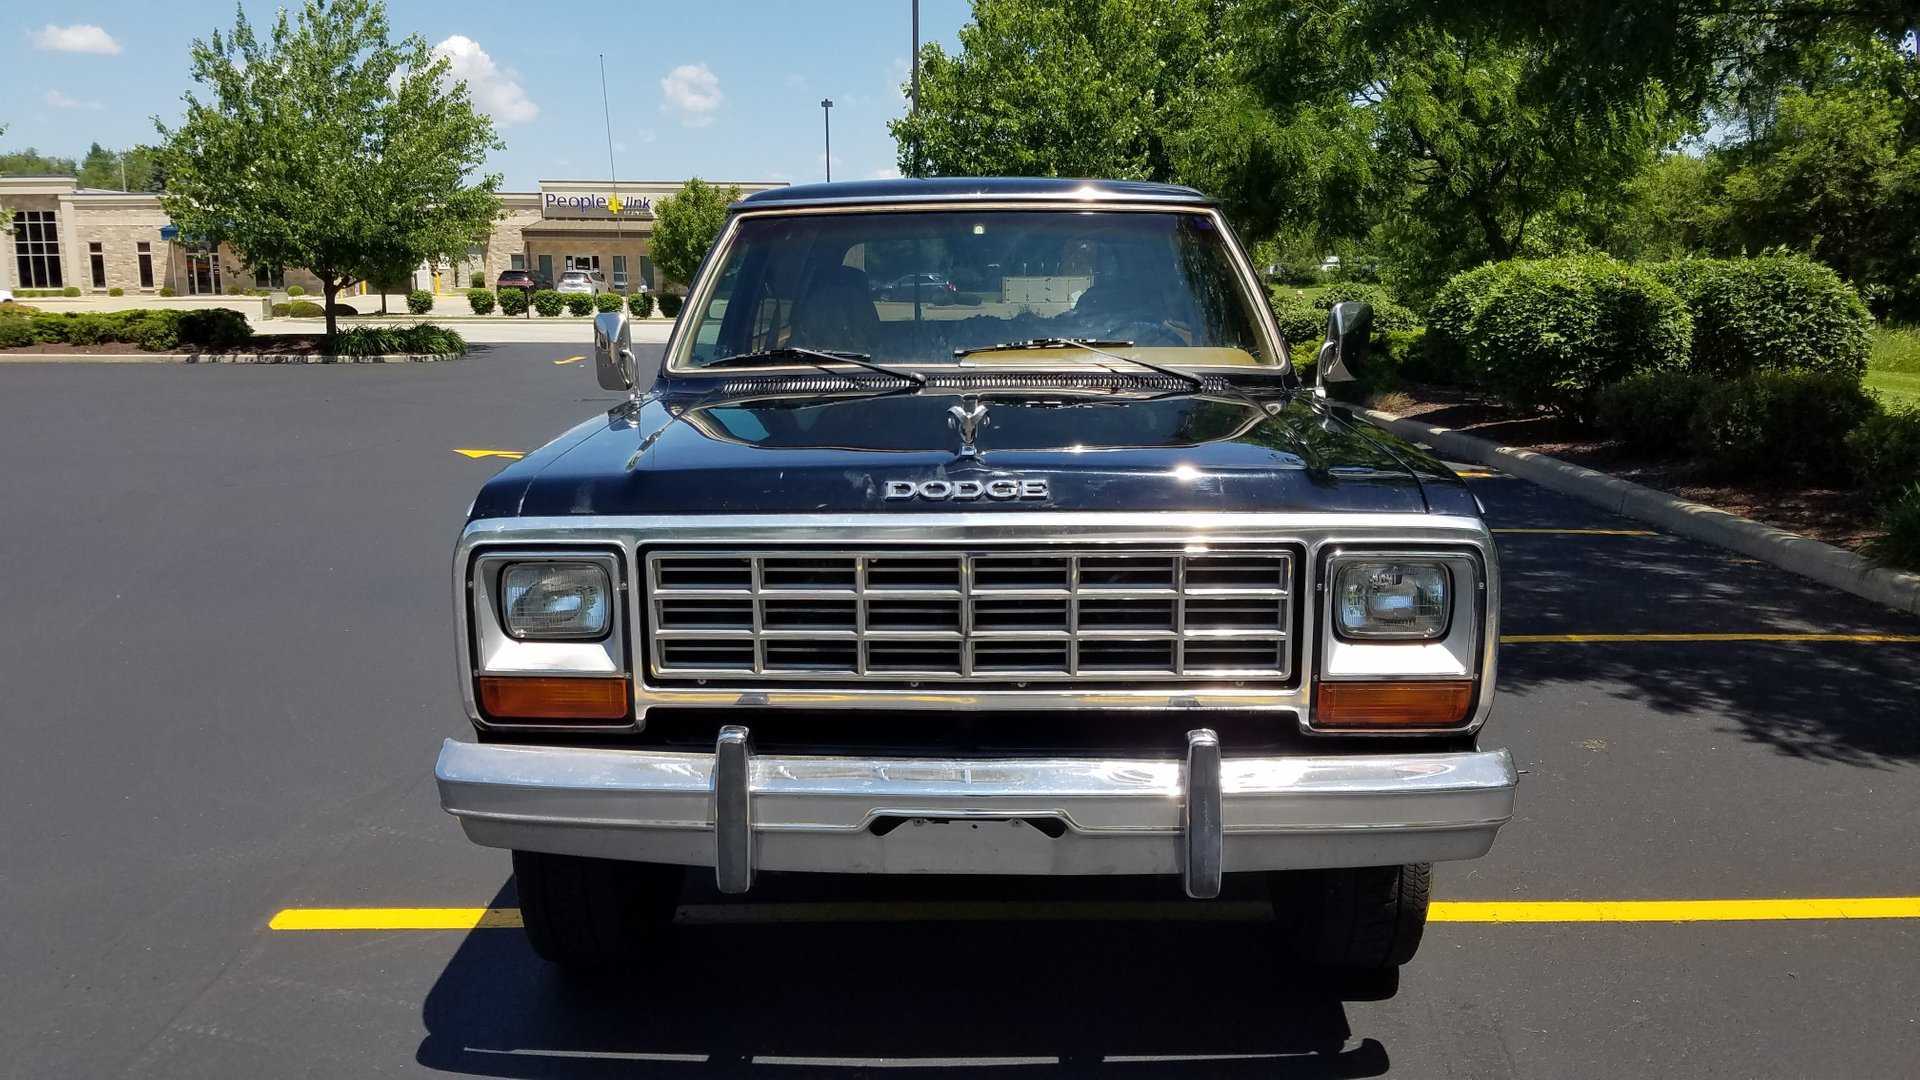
[89,242,107,288]
[136,242,154,288]
[510,253,525,271]
[13,210,62,288]
[253,264,284,290]
[612,255,628,292]
[186,250,221,296]
[640,256,656,291]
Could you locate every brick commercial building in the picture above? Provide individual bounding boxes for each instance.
[1,176,783,297]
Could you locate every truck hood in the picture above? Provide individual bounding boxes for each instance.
[471,387,1463,518]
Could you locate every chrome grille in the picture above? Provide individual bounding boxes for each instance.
[646,549,1294,683]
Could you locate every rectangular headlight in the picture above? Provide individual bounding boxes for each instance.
[1333,560,1450,640]
[500,561,612,640]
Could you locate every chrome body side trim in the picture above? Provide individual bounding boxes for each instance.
[434,737,1518,881]
[453,512,1501,737]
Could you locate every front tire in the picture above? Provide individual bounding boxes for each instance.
[1271,863,1431,971]
[512,850,682,970]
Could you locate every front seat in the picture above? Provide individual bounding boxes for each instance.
[788,266,882,355]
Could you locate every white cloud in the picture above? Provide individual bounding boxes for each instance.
[30,24,121,55]
[636,128,657,144]
[432,35,538,125]
[45,89,103,110]
[870,166,902,180]
[661,63,723,127]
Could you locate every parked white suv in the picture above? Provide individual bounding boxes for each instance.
[555,270,602,295]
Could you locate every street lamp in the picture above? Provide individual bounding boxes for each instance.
[821,98,833,182]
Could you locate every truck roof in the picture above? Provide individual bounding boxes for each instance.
[734,176,1212,210]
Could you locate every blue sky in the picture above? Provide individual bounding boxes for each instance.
[5,0,971,189]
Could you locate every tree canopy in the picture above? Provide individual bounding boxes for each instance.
[155,0,501,338]
[649,178,742,290]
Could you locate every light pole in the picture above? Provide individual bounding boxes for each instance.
[820,98,833,182]
[910,0,920,177]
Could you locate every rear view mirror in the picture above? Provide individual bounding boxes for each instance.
[1316,301,1372,391]
[594,311,644,394]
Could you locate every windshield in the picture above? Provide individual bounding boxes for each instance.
[678,210,1276,370]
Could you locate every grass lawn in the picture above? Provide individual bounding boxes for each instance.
[1867,326,1920,411]
[1865,369,1920,411]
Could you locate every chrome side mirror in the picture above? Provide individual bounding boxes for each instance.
[594,311,636,393]
[1316,301,1371,392]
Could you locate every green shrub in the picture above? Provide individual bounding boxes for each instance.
[1595,373,1718,452]
[1866,483,1920,569]
[629,291,655,318]
[1309,283,1420,332]
[333,323,466,357]
[469,271,485,290]
[593,292,622,313]
[284,301,326,318]
[467,289,496,315]
[1847,409,1920,501]
[62,314,111,346]
[1268,288,1326,349]
[405,289,434,315]
[0,319,36,349]
[531,289,565,316]
[1691,371,1877,480]
[131,315,180,351]
[177,308,253,349]
[108,287,124,297]
[62,286,81,297]
[1650,256,1872,379]
[159,286,176,297]
[1431,256,1692,419]
[564,292,594,316]
[498,287,529,316]
[659,293,683,318]
[286,284,305,297]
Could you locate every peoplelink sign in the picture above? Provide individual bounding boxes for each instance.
[541,192,654,220]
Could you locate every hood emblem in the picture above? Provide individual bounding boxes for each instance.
[948,397,991,457]
[884,477,1049,502]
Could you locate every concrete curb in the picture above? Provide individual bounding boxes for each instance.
[1366,408,1920,618]
[0,351,461,365]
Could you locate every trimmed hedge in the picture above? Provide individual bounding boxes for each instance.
[629,291,655,318]
[1867,483,1920,569]
[564,292,595,316]
[1268,288,1325,349]
[469,272,486,290]
[287,285,305,296]
[0,307,250,351]
[62,286,81,297]
[531,289,565,316]
[405,289,434,315]
[498,287,529,316]
[1847,409,1920,501]
[658,293,684,317]
[1309,283,1419,331]
[593,292,623,313]
[1650,255,1871,379]
[467,289,496,315]
[1595,373,1718,453]
[334,323,466,356]
[0,319,35,348]
[1691,371,1877,481]
[1428,256,1691,419]
[108,287,124,297]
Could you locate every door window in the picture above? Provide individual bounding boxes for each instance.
[612,255,628,291]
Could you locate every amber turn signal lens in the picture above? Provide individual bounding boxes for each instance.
[1315,680,1474,729]
[478,676,629,722]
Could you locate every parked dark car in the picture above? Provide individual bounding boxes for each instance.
[435,177,1515,980]
[495,269,537,293]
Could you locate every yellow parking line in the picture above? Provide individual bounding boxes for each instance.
[268,896,1920,931]
[1454,470,1503,479]
[553,355,585,365]
[1503,632,1920,645]
[1492,528,1658,537]
[452,448,526,461]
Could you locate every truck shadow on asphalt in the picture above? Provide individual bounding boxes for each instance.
[417,879,1392,1078]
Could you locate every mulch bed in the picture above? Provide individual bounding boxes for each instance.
[1384,385,1886,551]
[2,335,336,356]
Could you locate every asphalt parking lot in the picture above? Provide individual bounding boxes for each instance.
[4,342,1918,1078]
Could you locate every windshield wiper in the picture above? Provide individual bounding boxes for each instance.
[953,337,1205,390]
[708,345,926,385]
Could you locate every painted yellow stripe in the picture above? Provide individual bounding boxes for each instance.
[270,907,522,931]
[1454,470,1505,478]
[269,897,1920,931]
[553,355,585,366]
[1430,898,1920,923]
[452,448,526,461]
[1492,528,1657,537]
[1503,632,1920,645]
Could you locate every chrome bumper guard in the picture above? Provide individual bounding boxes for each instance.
[436,731,1517,898]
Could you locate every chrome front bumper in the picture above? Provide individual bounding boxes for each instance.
[435,729,1517,899]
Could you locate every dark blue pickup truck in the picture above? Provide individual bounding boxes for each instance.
[436,178,1515,975]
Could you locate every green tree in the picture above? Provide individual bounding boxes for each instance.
[1602,153,1726,262]
[0,146,80,177]
[155,0,502,340]
[77,143,164,192]
[649,178,741,289]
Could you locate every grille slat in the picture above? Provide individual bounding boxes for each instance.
[648,550,1292,682]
